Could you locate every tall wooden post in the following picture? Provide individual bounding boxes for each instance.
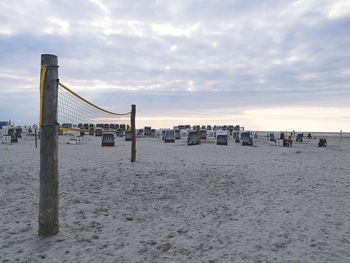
[131,104,136,162]
[38,54,59,237]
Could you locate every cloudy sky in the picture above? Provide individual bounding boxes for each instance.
[1,0,350,131]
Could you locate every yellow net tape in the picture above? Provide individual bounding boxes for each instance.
[59,127,91,133]
[39,65,47,128]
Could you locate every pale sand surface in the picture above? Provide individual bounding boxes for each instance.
[1,135,350,262]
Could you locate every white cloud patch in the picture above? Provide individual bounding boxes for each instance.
[328,0,350,19]
[88,0,110,15]
[44,18,70,35]
[90,18,146,37]
[151,22,200,37]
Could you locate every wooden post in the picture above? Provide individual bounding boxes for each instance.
[35,128,37,148]
[340,130,342,143]
[38,54,59,237]
[131,104,136,162]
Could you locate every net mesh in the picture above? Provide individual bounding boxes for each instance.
[57,82,131,131]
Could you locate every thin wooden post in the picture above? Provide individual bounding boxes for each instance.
[38,54,59,237]
[131,104,136,162]
[340,130,342,143]
[35,128,37,148]
[196,126,200,144]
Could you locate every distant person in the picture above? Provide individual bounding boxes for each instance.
[280,132,285,140]
[318,138,327,147]
[235,134,240,143]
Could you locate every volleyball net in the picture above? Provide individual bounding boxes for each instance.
[57,83,131,132]
[39,65,131,133]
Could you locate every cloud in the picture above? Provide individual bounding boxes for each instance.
[327,0,350,19]
[151,22,200,37]
[0,0,349,130]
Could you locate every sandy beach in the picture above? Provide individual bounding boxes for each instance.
[1,134,350,262]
